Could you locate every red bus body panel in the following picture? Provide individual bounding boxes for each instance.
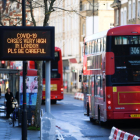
[106,86,140,120]
[42,79,63,100]
[107,25,140,36]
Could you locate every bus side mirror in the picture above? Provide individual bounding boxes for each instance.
[106,52,115,75]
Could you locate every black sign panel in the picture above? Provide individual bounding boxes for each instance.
[0,26,55,60]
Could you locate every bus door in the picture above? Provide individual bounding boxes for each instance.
[103,72,107,121]
[90,75,95,118]
[95,75,104,121]
[88,76,92,116]
[83,75,88,111]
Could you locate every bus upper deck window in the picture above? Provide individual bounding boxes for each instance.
[89,42,92,54]
[128,36,139,44]
[101,38,103,52]
[98,39,101,52]
[115,37,122,45]
[87,42,89,54]
[122,37,128,44]
[91,41,94,54]
[85,43,88,55]
[104,37,106,52]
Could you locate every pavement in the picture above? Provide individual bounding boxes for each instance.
[0,93,40,140]
[0,90,78,140]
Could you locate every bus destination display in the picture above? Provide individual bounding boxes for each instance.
[130,47,140,55]
[0,26,54,60]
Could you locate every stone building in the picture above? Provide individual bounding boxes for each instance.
[111,0,140,26]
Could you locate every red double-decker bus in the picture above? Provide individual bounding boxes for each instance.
[83,25,140,123]
[29,47,63,104]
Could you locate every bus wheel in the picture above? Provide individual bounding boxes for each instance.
[51,100,57,104]
[90,117,96,123]
[87,102,89,116]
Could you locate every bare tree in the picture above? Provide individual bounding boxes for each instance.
[0,0,85,128]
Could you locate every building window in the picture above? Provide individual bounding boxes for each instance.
[121,9,123,25]
[138,0,140,17]
[110,23,114,28]
[133,0,135,18]
[82,24,85,35]
[124,8,127,25]
[115,9,119,25]
[129,1,131,19]
[80,1,82,11]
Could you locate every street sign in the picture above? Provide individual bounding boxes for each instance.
[0,26,55,60]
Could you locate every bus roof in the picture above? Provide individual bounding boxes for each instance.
[55,46,61,51]
[85,25,140,42]
[85,30,108,42]
[107,24,140,36]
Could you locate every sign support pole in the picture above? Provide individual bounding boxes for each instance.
[22,0,27,140]
[45,61,51,113]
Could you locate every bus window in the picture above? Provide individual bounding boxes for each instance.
[100,55,102,69]
[139,36,140,44]
[91,76,95,96]
[115,36,140,45]
[85,43,88,55]
[122,36,128,44]
[98,39,101,52]
[89,42,92,54]
[128,36,139,44]
[104,37,106,52]
[95,76,100,96]
[92,41,94,54]
[101,38,103,52]
[115,36,123,45]
[87,42,89,54]
[83,75,88,94]
[51,51,60,78]
[100,75,103,97]
[83,75,87,82]
[95,40,97,52]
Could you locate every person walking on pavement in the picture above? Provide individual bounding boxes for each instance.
[5,88,13,119]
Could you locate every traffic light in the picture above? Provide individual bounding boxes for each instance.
[1,61,5,68]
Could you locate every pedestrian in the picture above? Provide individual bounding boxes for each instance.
[15,91,19,104]
[5,88,13,119]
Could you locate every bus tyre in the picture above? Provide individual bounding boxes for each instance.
[87,102,89,116]
[90,117,96,123]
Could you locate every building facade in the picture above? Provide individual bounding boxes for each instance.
[49,0,82,92]
[111,0,140,26]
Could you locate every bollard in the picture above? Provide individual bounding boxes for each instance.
[41,109,43,117]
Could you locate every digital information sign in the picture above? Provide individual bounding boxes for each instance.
[0,26,55,60]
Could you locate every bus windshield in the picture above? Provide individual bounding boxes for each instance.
[111,36,140,84]
[43,51,60,78]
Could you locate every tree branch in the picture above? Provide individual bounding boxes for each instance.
[27,0,36,26]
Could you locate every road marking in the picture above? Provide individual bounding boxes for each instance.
[56,130,64,140]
